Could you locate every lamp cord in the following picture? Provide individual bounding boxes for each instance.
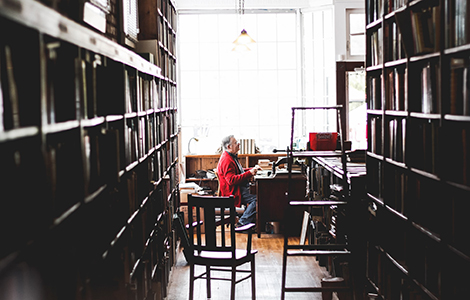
[238,0,244,15]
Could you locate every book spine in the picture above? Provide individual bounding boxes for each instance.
[4,45,20,129]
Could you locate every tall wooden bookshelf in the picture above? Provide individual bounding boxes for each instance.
[366,0,470,298]
[0,0,179,299]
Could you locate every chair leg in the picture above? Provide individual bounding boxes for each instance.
[281,235,288,300]
[189,263,195,300]
[231,266,236,300]
[206,265,211,299]
[251,256,256,300]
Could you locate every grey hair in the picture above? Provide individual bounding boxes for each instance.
[221,135,234,150]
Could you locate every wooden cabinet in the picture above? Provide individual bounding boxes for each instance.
[366,0,470,298]
[0,0,178,299]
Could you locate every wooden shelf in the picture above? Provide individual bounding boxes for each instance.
[0,0,179,298]
[366,0,470,297]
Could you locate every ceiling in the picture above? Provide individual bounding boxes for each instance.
[174,0,314,10]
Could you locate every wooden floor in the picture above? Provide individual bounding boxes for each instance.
[166,233,339,300]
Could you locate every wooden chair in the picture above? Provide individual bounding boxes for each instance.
[187,194,257,300]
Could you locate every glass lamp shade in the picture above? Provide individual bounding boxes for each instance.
[233,29,255,45]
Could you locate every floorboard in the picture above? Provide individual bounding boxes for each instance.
[166,233,340,300]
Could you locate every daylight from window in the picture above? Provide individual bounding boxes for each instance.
[178,12,299,154]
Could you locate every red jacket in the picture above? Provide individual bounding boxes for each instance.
[217,151,254,207]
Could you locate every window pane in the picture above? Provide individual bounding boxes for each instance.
[179,9,300,153]
[348,70,367,150]
[277,13,296,42]
[350,34,365,56]
[349,13,365,35]
[349,12,365,57]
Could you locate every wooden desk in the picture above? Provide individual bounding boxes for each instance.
[184,153,285,192]
[255,172,308,238]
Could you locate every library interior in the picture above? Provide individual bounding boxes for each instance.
[1,0,469,299]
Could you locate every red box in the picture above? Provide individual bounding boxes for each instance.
[309,132,338,151]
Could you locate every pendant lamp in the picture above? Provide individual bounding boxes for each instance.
[232,0,255,51]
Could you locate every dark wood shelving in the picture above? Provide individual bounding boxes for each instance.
[366,0,470,297]
[0,0,179,299]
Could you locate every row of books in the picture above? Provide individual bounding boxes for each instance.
[395,6,440,57]
[0,17,176,132]
[386,21,406,62]
[157,15,176,56]
[238,138,257,154]
[367,0,384,24]
[124,112,177,167]
[449,58,470,115]
[0,136,55,258]
[84,127,120,194]
[366,157,382,197]
[446,0,470,48]
[36,0,177,52]
[45,39,79,123]
[156,0,177,32]
[377,150,466,249]
[385,0,407,15]
[407,119,440,174]
[371,58,470,116]
[419,61,440,114]
[442,126,470,186]
[367,220,443,299]
[0,87,175,265]
[79,173,173,300]
[369,116,383,155]
[385,68,407,111]
[382,169,406,215]
[387,118,406,163]
[368,75,382,110]
[125,69,164,114]
[367,0,409,24]
[370,27,384,66]
[0,21,42,131]
[160,49,177,82]
[367,116,406,162]
[1,35,174,131]
[137,0,177,82]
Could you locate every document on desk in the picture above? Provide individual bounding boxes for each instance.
[255,170,271,178]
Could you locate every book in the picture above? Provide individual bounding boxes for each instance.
[395,9,415,57]
[401,118,406,163]
[454,0,470,47]
[432,5,441,53]
[396,8,437,57]
[462,64,470,115]
[394,68,406,111]
[421,62,433,114]
[369,75,382,110]
[463,128,469,185]
[370,116,382,155]
[389,119,396,159]
[387,70,395,110]
[45,42,60,124]
[411,9,434,55]
[446,0,456,48]
[2,45,20,129]
[450,58,465,115]
[0,46,4,131]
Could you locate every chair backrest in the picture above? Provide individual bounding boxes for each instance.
[213,169,221,196]
[187,194,237,256]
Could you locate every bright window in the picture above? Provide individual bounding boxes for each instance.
[178,12,299,154]
[347,9,365,59]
